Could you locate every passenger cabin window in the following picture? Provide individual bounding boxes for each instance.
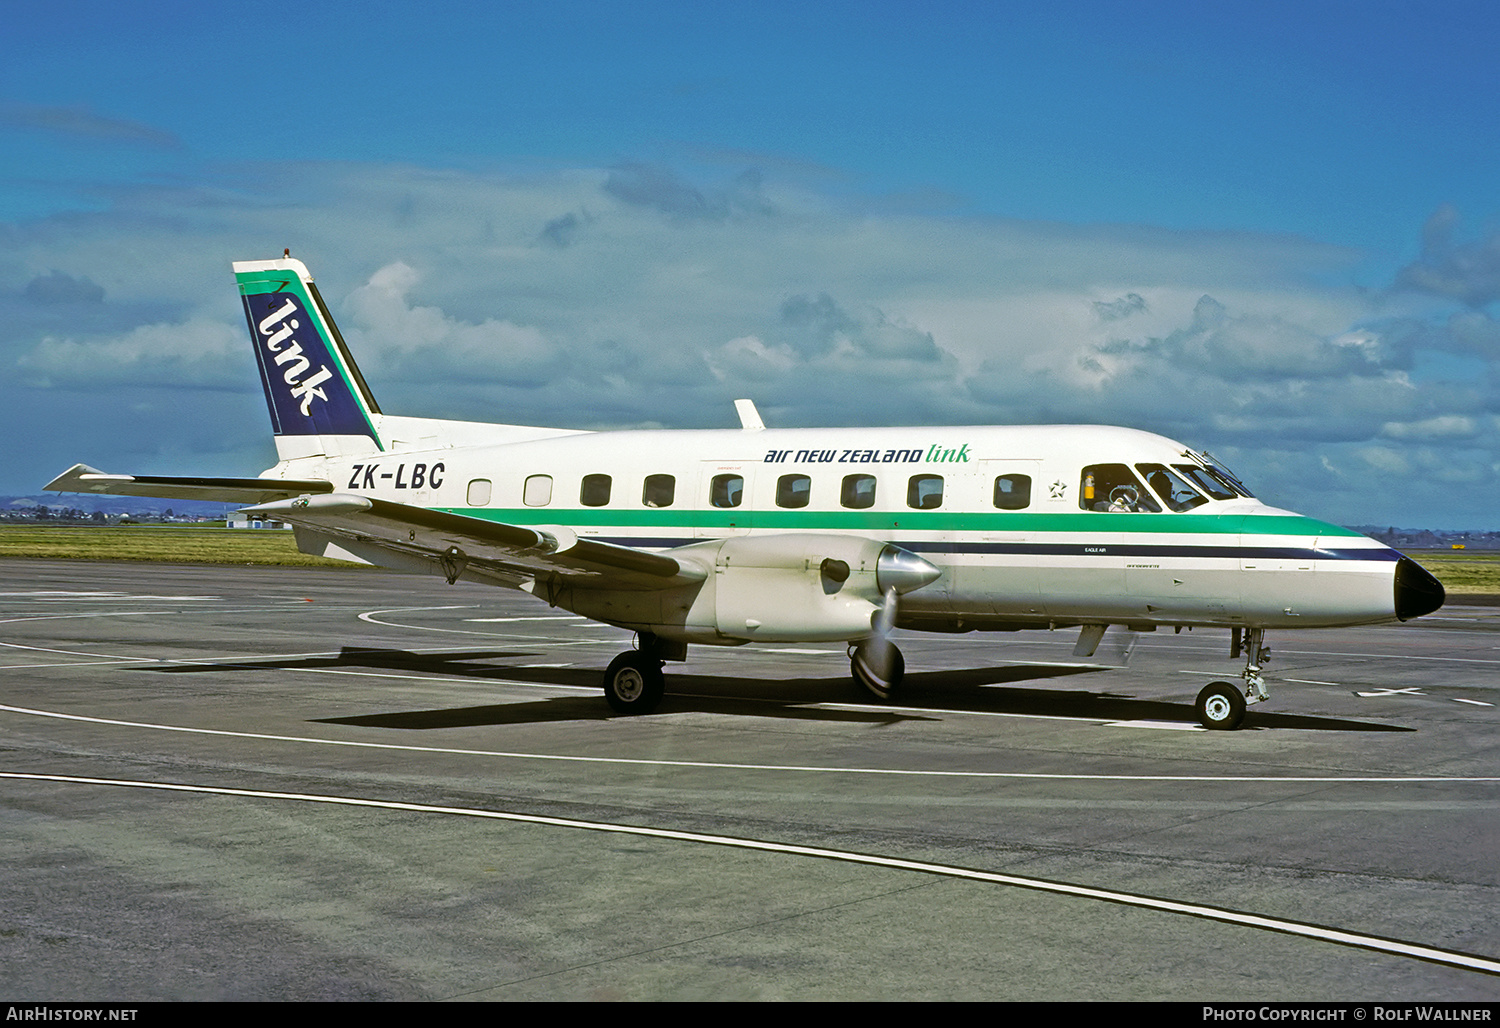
[1137,463,1207,512]
[907,474,943,509]
[523,474,553,507]
[1080,464,1160,512]
[580,474,612,507]
[643,474,676,508]
[466,479,492,506]
[777,474,811,509]
[710,474,744,508]
[993,474,1031,510]
[841,474,877,509]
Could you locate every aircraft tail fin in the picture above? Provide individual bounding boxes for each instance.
[234,256,384,460]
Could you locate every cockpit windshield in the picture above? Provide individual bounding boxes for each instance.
[1180,449,1254,498]
[1174,465,1237,501]
[1137,463,1208,511]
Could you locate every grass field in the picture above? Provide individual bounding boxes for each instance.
[1403,549,1500,597]
[2,527,1496,598]
[0,525,362,567]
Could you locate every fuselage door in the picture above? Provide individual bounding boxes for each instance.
[696,463,756,538]
[954,460,1043,617]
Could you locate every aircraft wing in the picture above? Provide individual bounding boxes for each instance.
[240,493,706,590]
[45,464,335,505]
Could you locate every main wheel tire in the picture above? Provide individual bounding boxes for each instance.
[851,643,905,702]
[603,651,665,714]
[1196,681,1247,730]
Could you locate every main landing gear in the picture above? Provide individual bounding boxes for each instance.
[601,632,680,715]
[602,650,665,714]
[1195,627,1271,730]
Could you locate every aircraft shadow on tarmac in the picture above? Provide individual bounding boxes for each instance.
[136,645,1412,734]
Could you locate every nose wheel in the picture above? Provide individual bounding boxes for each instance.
[1196,682,1247,730]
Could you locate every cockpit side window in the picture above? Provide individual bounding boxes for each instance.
[1172,464,1238,501]
[1080,464,1160,512]
[1137,463,1208,512]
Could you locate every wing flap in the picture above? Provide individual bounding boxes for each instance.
[241,494,703,587]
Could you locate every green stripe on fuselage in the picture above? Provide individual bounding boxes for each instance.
[430,507,1359,537]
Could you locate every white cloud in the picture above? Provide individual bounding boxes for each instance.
[1380,415,1478,441]
[341,261,562,388]
[16,317,246,390]
[5,160,1497,526]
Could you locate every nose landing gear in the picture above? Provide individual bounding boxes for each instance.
[1195,627,1270,730]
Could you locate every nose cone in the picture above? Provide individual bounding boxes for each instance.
[1394,556,1445,621]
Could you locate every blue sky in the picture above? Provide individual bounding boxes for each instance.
[4,1,1500,527]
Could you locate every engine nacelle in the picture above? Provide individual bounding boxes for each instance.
[677,534,940,642]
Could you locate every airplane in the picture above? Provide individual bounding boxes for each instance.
[47,255,1447,730]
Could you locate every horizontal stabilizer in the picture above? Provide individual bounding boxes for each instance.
[45,464,335,505]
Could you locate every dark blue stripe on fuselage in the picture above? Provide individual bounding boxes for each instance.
[590,536,1401,562]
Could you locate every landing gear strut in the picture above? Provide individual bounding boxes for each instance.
[1195,627,1271,730]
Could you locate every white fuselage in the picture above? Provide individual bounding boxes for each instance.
[269,422,1406,642]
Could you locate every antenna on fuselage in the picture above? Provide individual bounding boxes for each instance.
[734,398,765,430]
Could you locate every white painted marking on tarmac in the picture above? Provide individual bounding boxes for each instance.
[0,591,118,597]
[5,704,1498,782]
[5,770,1498,978]
[761,649,839,655]
[0,610,178,626]
[1356,687,1426,697]
[1284,679,1341,686]
[0,640,160,663]
[0,591,221,601]
[359,607,626,641]
[465,616,584,623]
[358,606,477,627]
[1106,720,1203,731]
[1454,698,1494,707]
[820,702,1115,725]
[1279,648,1500,666]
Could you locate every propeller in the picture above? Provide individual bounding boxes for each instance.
[856,586,903,691]
[851,545,936,699]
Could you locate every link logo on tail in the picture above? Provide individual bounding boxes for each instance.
[257,296,335,415]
